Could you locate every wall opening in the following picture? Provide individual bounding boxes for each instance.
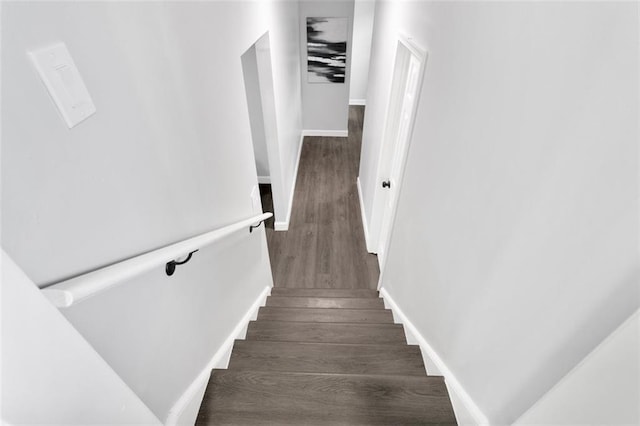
[241,32,286,226]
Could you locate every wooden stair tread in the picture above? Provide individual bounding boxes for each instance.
[194,108,459,424]
[266,295,384,309]
[246,320,407,345]
[229,340,426,375]
[198,289,457,424]
[257,306,394,323]
[270,288,379,298]
[196,370,456,425]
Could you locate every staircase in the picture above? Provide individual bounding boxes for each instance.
[196,288,457,425]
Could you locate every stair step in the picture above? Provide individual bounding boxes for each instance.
[257,306,394,323]
[229,340,426,375]
[246,321,406,345]
[196,370,456,425]
[266,296,384,309]
[270,288,379,298]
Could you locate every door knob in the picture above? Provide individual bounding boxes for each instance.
[382,180,391,189]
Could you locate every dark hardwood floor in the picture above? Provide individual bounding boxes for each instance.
[195,107,457,425]
[196,289,457,425]
[261,106,379,290]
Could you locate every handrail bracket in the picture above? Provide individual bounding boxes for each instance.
[166,250,199,276]
[249,219,267,233]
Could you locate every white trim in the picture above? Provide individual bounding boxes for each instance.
[301,129,348,138]
[377,250,384,271]
[399,33,428,63]
[165,285,272,426]
[41,213,273,308]
[273,222,289,231]
[274,132,304,231]
[251,32,285,233]
[257,175,271,184]
[379,287,490,426]
[349,99,366,106]
[374,34,428,278]
[357,177,375,253]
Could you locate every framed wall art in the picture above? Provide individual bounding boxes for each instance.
[306,17,347,83]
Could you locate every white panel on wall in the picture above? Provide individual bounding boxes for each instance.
[29,42,96,128]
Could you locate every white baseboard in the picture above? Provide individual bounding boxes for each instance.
[165,285,272,426]
[257,175,271,184]
[273,222,288,231]
[349,99,366,106]
[356,177,375,254]
[273,132,304,231]
[302,129,348,138]
[379,287,489,426]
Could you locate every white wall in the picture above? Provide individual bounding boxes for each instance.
[1,0,301,421]
[264,1,304,228]
[2,251,161,425]
[349,0,375,105]
[2,0,301,286]
[61,230,273,422]
[253,32,291,229]
[300,0,354,133]
[515,309,640,425]
[242,45,270,179]
[359,1,639,423]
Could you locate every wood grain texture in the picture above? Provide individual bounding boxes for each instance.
[262,106,379,289]
[229,341,426,376]
[196,107,457,425]
[266,295,384,309]
[257,306,394,323]
[246,321,407,345]
[270,288,379,298]
[196,370,457,425]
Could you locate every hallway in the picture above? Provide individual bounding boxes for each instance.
[3,1,637,424]
[262,106,379,289]
[192,106,460,424]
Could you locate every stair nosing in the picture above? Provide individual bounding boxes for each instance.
[210,369,445,382]
[225,366,428,377]
[242,338,407,345]
[267,295,382,299]
[257,306,394,323]
[266,297,385,308]
[269,293,381,298]
[233,340,419,349]
[248,319,402,327]
[264,306,387,311]
[259,306,390,311]
[245,321,407,345]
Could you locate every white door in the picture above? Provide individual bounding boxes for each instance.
[376,38,427,276]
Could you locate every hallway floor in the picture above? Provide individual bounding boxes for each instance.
[261,106,379,289]
[198,107,457,425]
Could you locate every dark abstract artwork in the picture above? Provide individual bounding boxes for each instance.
[306,17,347,83]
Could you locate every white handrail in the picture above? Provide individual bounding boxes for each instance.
[41,212,273,308]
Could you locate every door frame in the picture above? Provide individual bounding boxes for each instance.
[373,34,428,287]
[241,32,286,225]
